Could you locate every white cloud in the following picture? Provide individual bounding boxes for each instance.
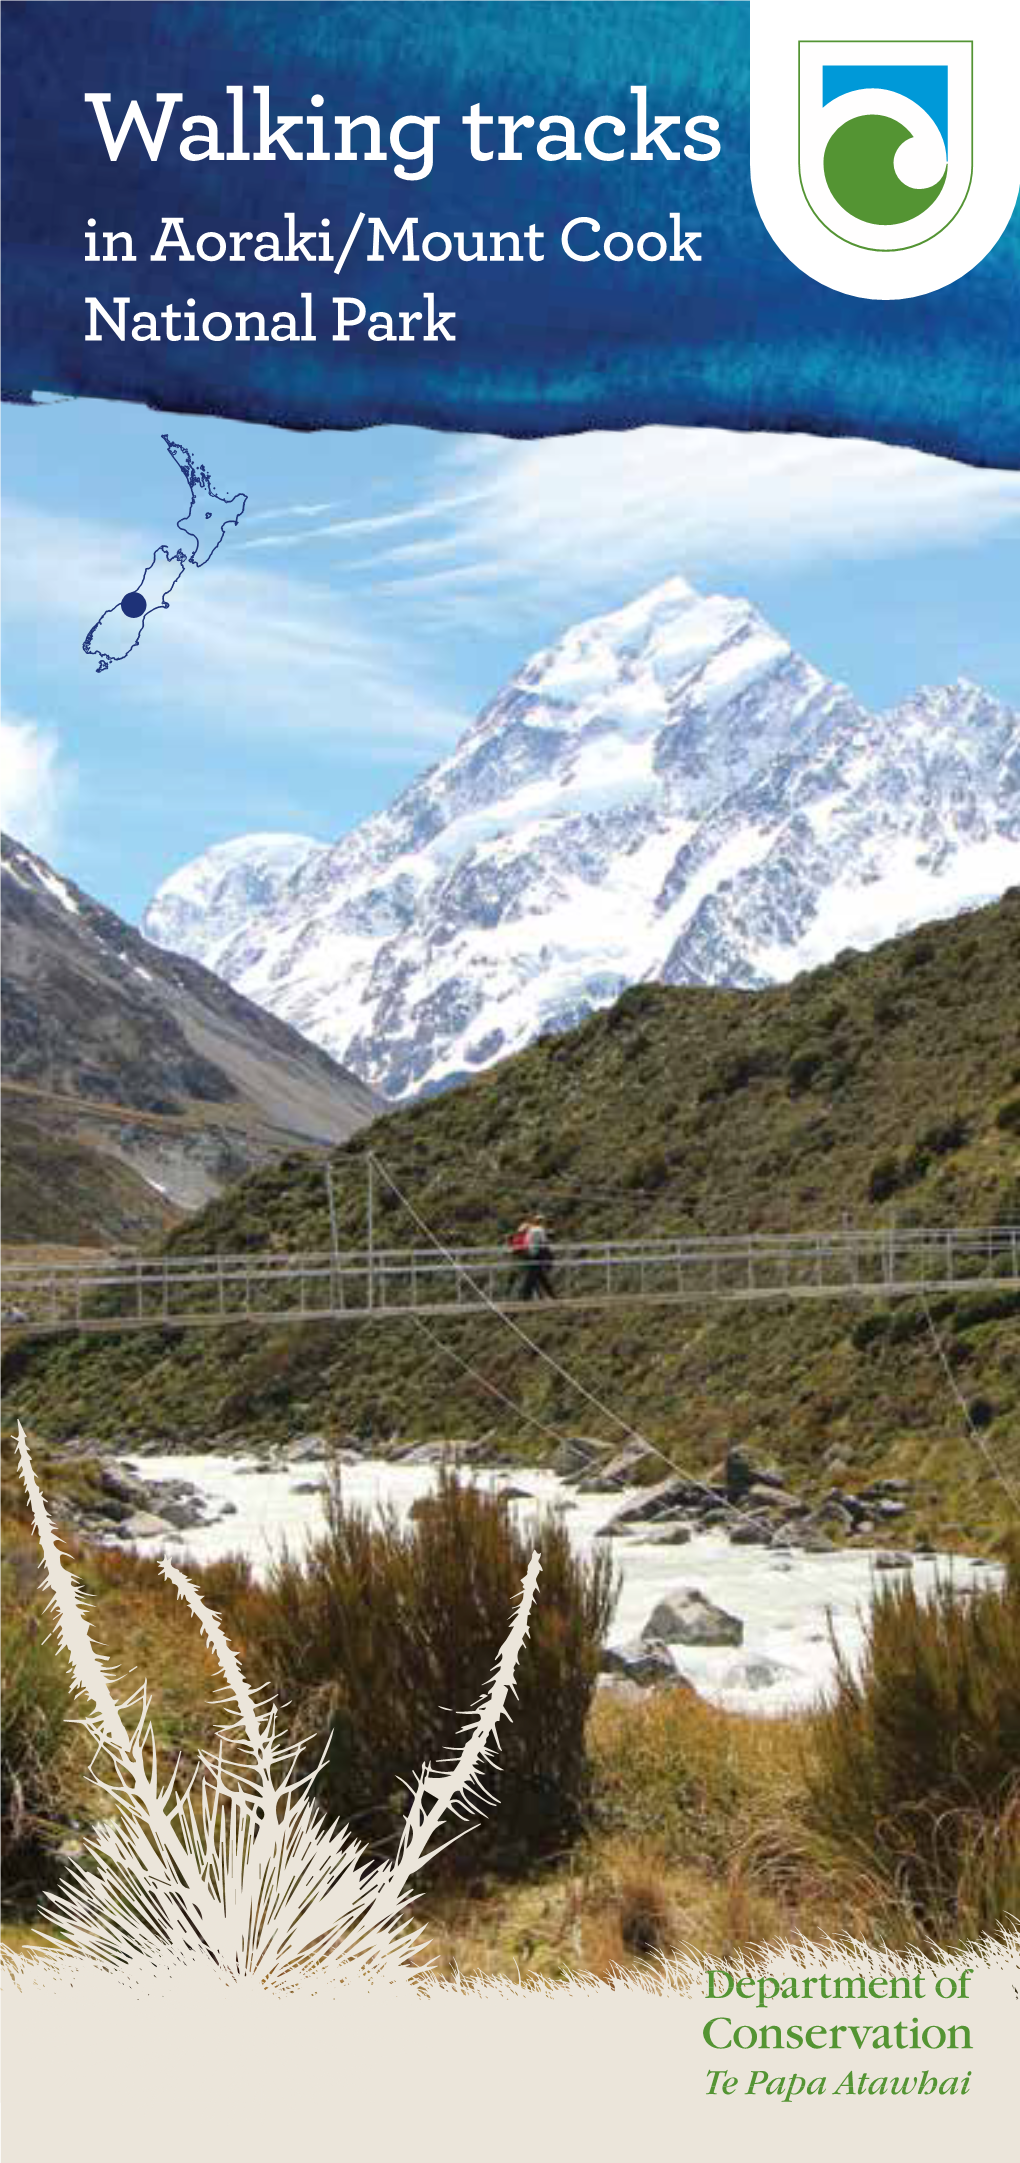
[0,712,74,856]
[246,428,1020,627]
[1,501,468,751]
[245,498,343,525]
[430,428,1020,602]
[238,488,490,551]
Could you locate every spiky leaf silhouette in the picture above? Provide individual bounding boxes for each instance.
[12,1424,541,1983]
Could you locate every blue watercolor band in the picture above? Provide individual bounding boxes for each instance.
[2,3,1017,467]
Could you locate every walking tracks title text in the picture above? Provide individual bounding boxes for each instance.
[81,84,721,346]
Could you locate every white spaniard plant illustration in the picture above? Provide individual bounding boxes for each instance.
[4,1423,541,1985]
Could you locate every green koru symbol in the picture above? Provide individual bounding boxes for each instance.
[824,112,947,225]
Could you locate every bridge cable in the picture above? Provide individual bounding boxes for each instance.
[919,1293,1020,1519]
[410,1315,606,1460]
[369,1153,784,1540]
[371,1152,658,1448]
[369,1148,689,1459]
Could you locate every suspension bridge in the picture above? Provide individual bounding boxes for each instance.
[2,1224,1017,1341]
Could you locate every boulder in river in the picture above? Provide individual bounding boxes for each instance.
[874,1551,914,1570]
[600,1637,695,1689]
[155,1494,210,1531]
[724,1656,792,1692]
[599,1473,710,1530]
[114,1511,180,1542]
[99,1464,149,1506]
[811,1496,855,1532]
[742,1482,804,1517]
[575,1440,657,1493]
[773,1525,835,1553]
[636,1522,693,1547]
[728,1522,773,1547]
[551,1436,608,1479]
[641,1589,744,1648]
[288,1435,330,1463]
[725,1445,785,1501]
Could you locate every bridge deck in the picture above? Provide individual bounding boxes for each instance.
[2,1227,1017,1339]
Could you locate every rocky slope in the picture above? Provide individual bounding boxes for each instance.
[144,575,1020,1098]
[1,833,381,1244]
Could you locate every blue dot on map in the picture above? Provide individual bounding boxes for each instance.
[120,591,147,618]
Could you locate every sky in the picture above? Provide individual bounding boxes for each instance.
[2,394,1019,922]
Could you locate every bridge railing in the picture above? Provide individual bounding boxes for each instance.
[2,1225,1018,1335]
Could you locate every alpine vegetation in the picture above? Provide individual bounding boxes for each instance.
[4,1425,541,1988]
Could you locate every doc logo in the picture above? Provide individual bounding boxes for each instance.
[751,3,1020,298]
[801,47,968,251]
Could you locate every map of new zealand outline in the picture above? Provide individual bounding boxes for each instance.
[82,435,247,672]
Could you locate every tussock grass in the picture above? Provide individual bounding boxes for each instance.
[588,1681,803,1868]
[806,1544,1020,1932]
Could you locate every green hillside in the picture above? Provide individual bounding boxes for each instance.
[5,892,1019,1546]
[1,1093,181,1247]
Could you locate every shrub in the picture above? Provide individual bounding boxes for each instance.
[626,1149,670,1191]
[902,936,935,972]
[718,1048,776,1096]
[787,1046,826,1094]
[899,1139,931,1187]
[234,1470,620,1878]
[868,1152,901,1203]
[918,1113,969,1158]
[616,1862,677,1960]
[806,1547,1020,1924]
[851,1312,890,1352]
[952,1289,1020,1333]
[995,1097,1020,1135]
[871,991,904,1029]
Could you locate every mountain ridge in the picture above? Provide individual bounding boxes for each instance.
[1,832,381,1244]
[143,574,1020,1098]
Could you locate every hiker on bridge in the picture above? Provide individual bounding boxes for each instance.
[508,1215,555,1301]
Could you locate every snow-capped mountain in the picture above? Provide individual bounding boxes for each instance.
[143,575,1020,1098]
[146,832,329,974]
